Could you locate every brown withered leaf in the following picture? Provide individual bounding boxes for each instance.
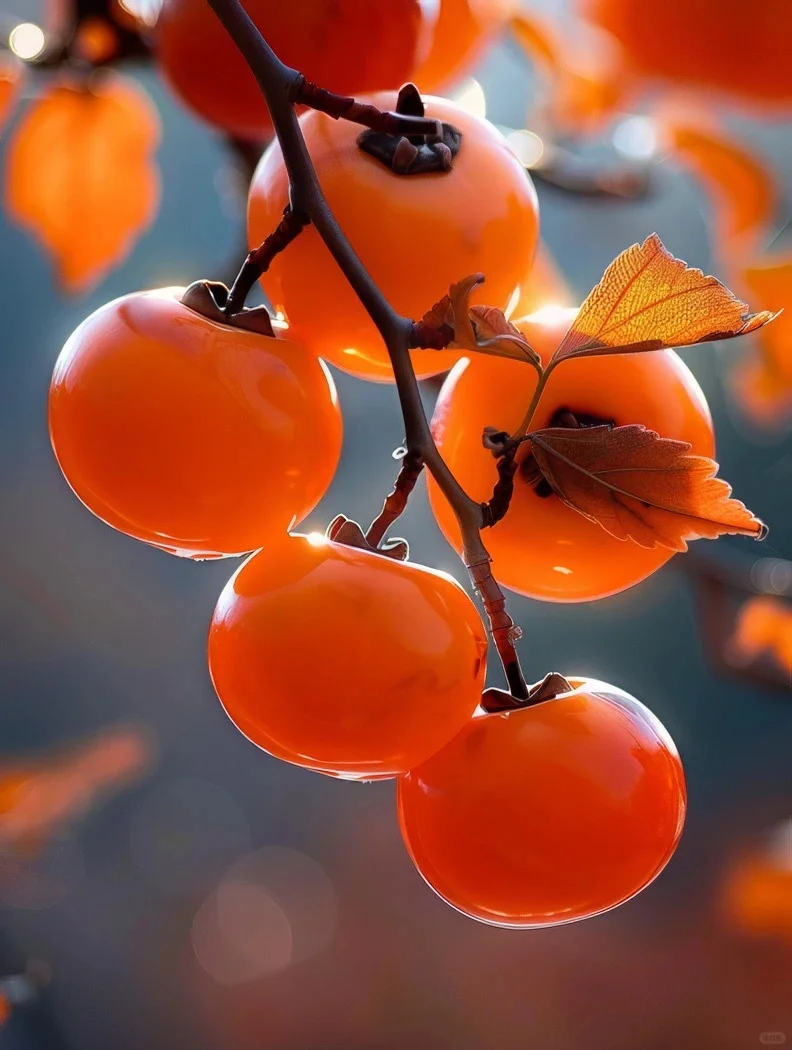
[550,233,776,364]
[529,424,767,551]
[421,274,542,367]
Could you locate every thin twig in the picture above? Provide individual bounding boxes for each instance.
[225,207,310,314]
[206,0,528,698]
[481,446,519,528]
[293,78,443,138]
[367,451,424,548]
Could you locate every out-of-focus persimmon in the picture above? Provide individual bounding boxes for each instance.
[509,241,574,320]
[73,17,120,64]
[156,0,434,141]
[722,823,792,941]
[413,0,513,94]
[6,74,160,293]
[586,0,792,108]
[0,56,23,134]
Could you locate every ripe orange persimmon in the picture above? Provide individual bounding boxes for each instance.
[428,310,715,601]
[586,0,792,107]
[249,93,539,381]
[49,289,342,558]
[156,0,433,141]
[398,677,686,926]
[208,534,488,779]
[413,0,513,93]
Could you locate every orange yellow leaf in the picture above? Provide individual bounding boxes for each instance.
[421,274,542,367]
[529,424,767,551]
[664,117,777,258]
[551,233,776,363]
[5,73,161,293]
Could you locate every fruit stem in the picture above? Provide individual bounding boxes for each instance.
[513,360,556,439]
[293,78,443,139]
[481,445,519,528]
[366,450,424,548]
[225,206,310,315]
[205,0,530,702]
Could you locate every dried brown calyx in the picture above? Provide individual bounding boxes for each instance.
[180,280,276,337]
[357,84,462,175]
[481,672,573,713]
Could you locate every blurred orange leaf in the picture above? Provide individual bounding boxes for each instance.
[0,56,23,134]
[730,596,792,678]
[664,117,777,258]
[0,726,154,855]
[551,233,775,363]
[529,424,766,551]
[510,12,629,132]
[421,274,542,367]
[5,73,161,293]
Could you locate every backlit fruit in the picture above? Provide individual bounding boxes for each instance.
[398,677,686,927]
[414,0,513,93]
[428,309,714,601]
[156,0,433,141]
[208,533,488,779]
[49,289,342,558]
[248,92,540,382]
[586,0,792,108]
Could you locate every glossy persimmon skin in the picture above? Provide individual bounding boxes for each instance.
[587,0,792,107]
[398,677,686,927]
[208,534,488,780]
[413,0,512,93]
[49,289,342,558]
[248,93,540,382]
[428,312,715,601]
[156,0,431,141]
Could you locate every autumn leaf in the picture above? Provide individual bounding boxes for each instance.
[420,274,541,367]
[529,424,767,551]
[663,116,777,258]
[5,73,160,294]
[550,233,775,364]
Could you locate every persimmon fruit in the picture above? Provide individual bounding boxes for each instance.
[49,289,342,558]
[248,92,540,381]
[428,309,715,601]
[398,677,686,926]
[156,0,434,141]
[208,533,488,779]
[413,0,513,93]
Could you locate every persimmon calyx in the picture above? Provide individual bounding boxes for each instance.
[357,83,461,175]
[180,280,276,337]
[481,672,573,713]
[326,514,409,561]
[417,274,542,368]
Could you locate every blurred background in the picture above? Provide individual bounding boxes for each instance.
[0,0,790,1047]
